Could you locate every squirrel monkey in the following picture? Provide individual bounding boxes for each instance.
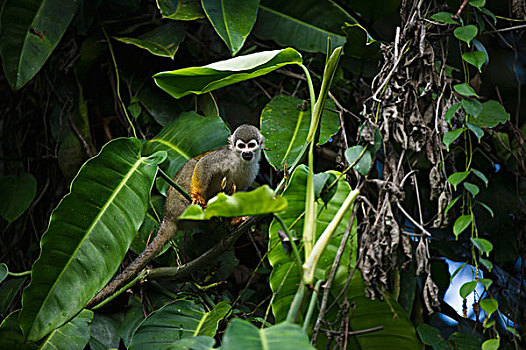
[112,125,265,286]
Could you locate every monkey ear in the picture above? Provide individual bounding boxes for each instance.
[259,134,265,147]
[228,135,234,149]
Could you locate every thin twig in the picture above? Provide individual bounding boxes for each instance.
[395,201,431,236]
[321,325,384,336]
[452,0,469,20]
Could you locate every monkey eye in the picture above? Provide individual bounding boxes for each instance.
[247,141,257,148]
[236,140,246,149]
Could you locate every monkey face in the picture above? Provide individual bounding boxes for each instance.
[235,139,259,161]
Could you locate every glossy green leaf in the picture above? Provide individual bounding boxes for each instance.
[482,339,500,350]
[268,166,356,322]
[220,319,314,350]
[431,12,458,24]
[453,214,472,238]
[156,0,205,20]
[454,83,478,97]
[471,100,510,128]
[444,102,461,124]
[473,40,490,64]
[480,298,498,316]
[467,122,484,141]
[481,8,497,25]
[129,300,230,349]
[0,311,37,350]
[167,336,215,349]
[89,312,121,350]
[333,272,421,349]
[0,0,78,89]
[459,280,477,299]
[471,169,489,187]
[471,237,493,256]
[202,0,259,56]
[179,185,288,220]
[136,85,193,126]
[0,173,36,223]
[260,95,340,170]
[444,196,460,216]
[416,324,442,346]
[469,0,486,8]
[463,182,479,197]
[114,22,185,58]
[20,138,166,342]
[454,25,478,47]
[449,332,483,348]
[448,171,469,190]
[154,48,302,98]
[253,1,355,54]
[0,277,27,316]
[478,278,493,290]
[479,258,493,271]
[40,310,93,350]
[443,128,464,151]
[462,51,486,72]
[0,264,7,284]
[450,262,467,281]
[144,112,231,195]
[477,201,494,218]
[344,145,372,175]
[462,98,482,117]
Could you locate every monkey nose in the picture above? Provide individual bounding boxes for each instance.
[242,152,253,161]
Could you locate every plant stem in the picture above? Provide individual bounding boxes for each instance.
[102,27,137,138]
[274,214,304,279]
[157,167,192,201]
[92,270,147,310]
[286,281,306,323]
[7,270,31,277]
[303,280,323,332]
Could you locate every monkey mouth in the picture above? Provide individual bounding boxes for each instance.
[242,152,253,161]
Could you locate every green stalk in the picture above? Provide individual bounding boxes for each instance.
[274,214,303,279]
[303,280,323,332]
[303,189,359,284]
[157,166,192,201]
[286,281,306,323]
[92,270,147,310]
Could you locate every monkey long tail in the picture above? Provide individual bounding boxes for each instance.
[87,218,177,308]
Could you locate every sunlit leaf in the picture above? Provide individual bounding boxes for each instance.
[459,280,477,299]
[482,338,500,350]
[478,278,493,290]
[471,237,493,256]
[469,0,486,8]
[220,319,314,350]
[479,298,498,316]
[453,214,472,238]
[454,25,478,47]
[20,138,166,342]
[479,258,493,271]
[202,0,259,56]
[179,185,288,220]
[154,48,302,98]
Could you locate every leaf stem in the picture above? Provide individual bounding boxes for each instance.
[274,214,303,279]
[157,167,192,201]
[102,27,137,138]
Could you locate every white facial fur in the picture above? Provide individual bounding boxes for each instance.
[235,139,259,152]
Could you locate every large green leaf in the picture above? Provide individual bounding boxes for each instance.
[114,22,185,58]
[333,272,421,349]
[180,185,287,220]
[0,278,27,316]
[202,0,259,56]
[470,100,510,128]
[39,310,93,350]
[19,138,167,342]
[129,300,230,349]
[156,0,205,20]
[253,0,357,54]
[0,173,36,223]
[144,112,231,195]
[153,48,302,98]
[0,0,78,89]
[268,165,356,322]
[260,95,340,170]
[0,311,37,350]
[220,319,314,350]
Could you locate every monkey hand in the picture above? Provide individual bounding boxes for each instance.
[191,192,207,208]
